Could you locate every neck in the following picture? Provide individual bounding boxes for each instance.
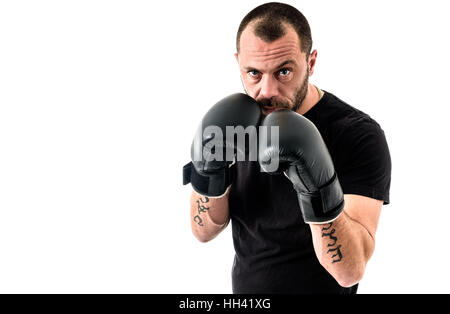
[296,83,322,115]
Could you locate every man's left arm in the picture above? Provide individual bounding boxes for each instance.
[259,110,391,288]
[309,194,382,287]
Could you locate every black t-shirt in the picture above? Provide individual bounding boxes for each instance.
[229,90,392,294]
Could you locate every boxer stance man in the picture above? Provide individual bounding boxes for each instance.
[183,2,391,294]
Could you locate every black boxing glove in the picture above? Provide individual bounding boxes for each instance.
[183,93,261,197]
[259,109,344,224]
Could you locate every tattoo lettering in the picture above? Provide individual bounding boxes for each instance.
[193,196,210,227]
[322,223,333,231]
[321,223,343,263]
[197,199,209,214]
[327,245,343,263]
[322,228,337,247]
[193,215,204,227]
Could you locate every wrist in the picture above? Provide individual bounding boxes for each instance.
[183,161,236,197]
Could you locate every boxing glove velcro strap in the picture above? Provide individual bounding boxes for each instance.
[183,162,195,185]
[298,173,344,224]
[319,172,344,215]
[182,161,236,197]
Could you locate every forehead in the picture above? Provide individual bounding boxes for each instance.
[238,24,305,70]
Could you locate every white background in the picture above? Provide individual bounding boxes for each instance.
[0,0,449,293]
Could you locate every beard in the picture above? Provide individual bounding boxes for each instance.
[257,68,310,114]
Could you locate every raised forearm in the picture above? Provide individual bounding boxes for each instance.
[190,188,230,243]
[309,211,375,287]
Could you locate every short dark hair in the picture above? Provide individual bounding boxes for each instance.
[236,2,312,55]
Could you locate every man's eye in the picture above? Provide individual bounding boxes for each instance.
[248,70,260,77]
[279,69,291,76]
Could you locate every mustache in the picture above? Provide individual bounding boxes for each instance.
[257,97,291,109]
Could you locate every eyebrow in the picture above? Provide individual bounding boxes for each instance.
[243,59,297,72]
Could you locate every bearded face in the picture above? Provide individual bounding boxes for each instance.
[257,67,309,115]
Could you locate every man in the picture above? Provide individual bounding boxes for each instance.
[184,2,391,294]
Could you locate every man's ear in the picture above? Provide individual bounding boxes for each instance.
[234,53,239,63]
[308,49,318,76]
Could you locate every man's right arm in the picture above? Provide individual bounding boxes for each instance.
[184,93,261,242]
[190,189,230,243]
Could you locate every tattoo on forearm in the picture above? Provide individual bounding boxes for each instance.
[322,227,337,247]
[327,245,343,263]
[193,215,203,226]
[193,196,210,227]
[321,223,343,263]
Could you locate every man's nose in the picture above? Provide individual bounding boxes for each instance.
[259,75,280,100]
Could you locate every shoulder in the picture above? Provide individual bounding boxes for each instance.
[316,91,386,149]
[319,92,392,204]
[339,115,386,152]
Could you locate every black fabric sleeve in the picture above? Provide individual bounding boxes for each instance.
[334,120,392,205]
